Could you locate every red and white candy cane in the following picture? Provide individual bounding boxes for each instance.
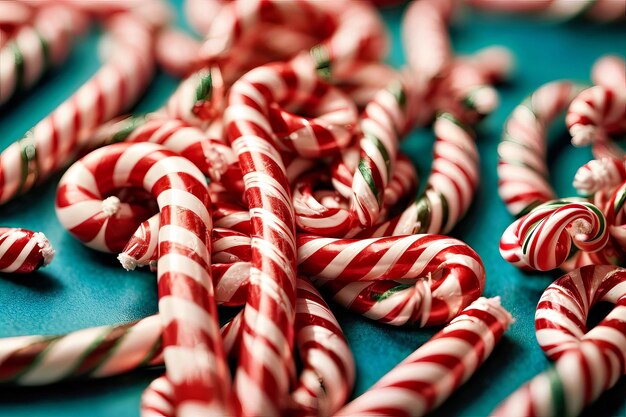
[336,297,513,417]
[63,142,231,415]
[567,56,626,159]
[493,265,626,416]
[363,112,479,237]
[225,59,301,416]
[498,80,586,216]
[0,4,85,105]
[299,233,486,326]
[0,13,155,205]
[0,315,162,384]
[499,199,609,271]
[0,227,54,273]
[402,0,453,89]
[574,157,626,197]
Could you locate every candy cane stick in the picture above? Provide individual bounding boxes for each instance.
[493,265,626,416]
[336,297,513,417]
[0,13,155,204]
[500,199,609,271]
[0,315,162,385]
[0,227,54,273]
[225,60,300,416]
[498,80,586,216]
[62,142,231,415]
[0,5,84,105]
[299,233,486,326]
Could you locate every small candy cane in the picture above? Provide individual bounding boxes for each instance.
[500,199,609,271]
[493,265,626,416]
[498,80,586,216]
[337,297,513,417]
[0,228,54,273]
[363,112,479,237]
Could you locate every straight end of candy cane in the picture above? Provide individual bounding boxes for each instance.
[32,232,55,267]
[118,253,138,271]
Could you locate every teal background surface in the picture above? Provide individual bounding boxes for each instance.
[1,1,625,416]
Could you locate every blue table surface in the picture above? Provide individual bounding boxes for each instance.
[1,1,625,416]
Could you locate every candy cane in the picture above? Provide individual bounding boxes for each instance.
[336,297,513,417]
[0,315,162,385]
[0,13,155,205]
[61,142,231,415]
[0,227,54,273]
[493,265,626,416]
[500,199,609,271]
[402,0,453,88]
[498,80,586,216]
[225,59,300,416]
[299,233,485,326]
[0,5,84,105]
[363,112,479,237]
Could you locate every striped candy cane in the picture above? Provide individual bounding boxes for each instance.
[493,265,626,416]
[498,80,587,216]
[64,142,231,415]
[0,4,85,105]
[299,233,486,326]
[0,12,155,205]
[225,60,300,416]
[500,199,609,271]
[0,228,54,273]
[0,315,162,385]
[363,112,479,237]
[336,297,513,417]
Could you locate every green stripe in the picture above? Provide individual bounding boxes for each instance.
[440,192,449,231]
[17,132,38,195]
[195,71,213,102]
[358,159,379,204]
[11,337,56,382]
[366,132,391,178]
[37,32,50,69]
[415,196,432,233]
[373,284,412,302]
[66,329,109,377]
[387,80,406,108]
[140,337,163,367]
[11,42,24,94]
[437,111,471,134]
[547,366,566,417]
[110,115,147,144]
[310,44,331,80]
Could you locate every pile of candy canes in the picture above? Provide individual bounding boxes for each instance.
[0,0,624,416]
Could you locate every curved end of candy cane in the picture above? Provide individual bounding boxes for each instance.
[33,232,55,267]
[118,252,138,271]
[102,196,122,217]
